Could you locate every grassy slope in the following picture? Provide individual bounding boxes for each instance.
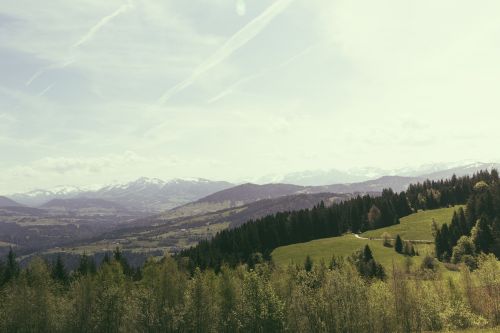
[362,206,464,241]
[272,208,463,272]
[272,234,434,268]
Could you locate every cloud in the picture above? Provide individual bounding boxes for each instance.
[25,1,133,86]
[26,58,74,86]
[158,0,294,104]
[207,43,315,104]
[236,0,247,16]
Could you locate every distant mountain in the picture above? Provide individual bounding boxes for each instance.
[192,176,415,209]
[0,196,22,207]
[88,178,234,212]
[8,186,99,207]
[41,198,129,215]
[9,178,235,213]
[317,176,420,194]
[198,183,305,205]
[421,162,500,180]
[263,162,500,186]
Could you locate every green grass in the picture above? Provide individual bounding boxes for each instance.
[271,208,468,274]
[361,206,463,241]
[272,234,435,269]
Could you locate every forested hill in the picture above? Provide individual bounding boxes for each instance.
[180,170,499,270]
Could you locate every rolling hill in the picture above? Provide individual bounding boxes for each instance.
[271,208,458,270]
[0,196,22,207]
[41,198,130,215]
[41,192,351,256]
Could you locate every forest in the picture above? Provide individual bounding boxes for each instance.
[0,248,498,332]
[0,171,499,332]
[181,170,499,270]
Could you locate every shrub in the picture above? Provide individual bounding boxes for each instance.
[420,255,436,271]
[381,232,392,247]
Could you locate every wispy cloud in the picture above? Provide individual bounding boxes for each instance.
[26,1,133,86]
[158,0,294,105]
[207,43,315,104]
[73,1,133,48]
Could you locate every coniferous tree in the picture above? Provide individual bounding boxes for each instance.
[113,246,133,276]
[78,252,96,276]
[395,235,403,254]
[3,247,19,284]
[363,244,374,261]
[51,255,68,284]
[304,255,313,272]
[471,218,494,254]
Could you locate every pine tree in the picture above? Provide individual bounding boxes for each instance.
[78,252,96,276]
[3,247,19,284]
[395,235,403,254]
[304,255,313,272]
[363,245,374,261]
[471,218,494,254]
[51,255,68,284]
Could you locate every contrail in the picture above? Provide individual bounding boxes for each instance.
[38,83,55,97]
[158,0,294,105]
[26,1,132,86]
[26,59,74,86]
[73,1,133,48]
[207,43,316,104]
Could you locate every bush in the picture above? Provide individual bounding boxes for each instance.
[420,255,436,271]
[381,232,392,247]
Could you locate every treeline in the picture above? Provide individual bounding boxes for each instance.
[0,248,498,332]
[435,177,500,267]
[181,190,411,270]
[406,170,499,210]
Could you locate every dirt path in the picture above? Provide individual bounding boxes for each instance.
[352,233,433,244]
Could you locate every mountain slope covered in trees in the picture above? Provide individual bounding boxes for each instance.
[181,170,499,270]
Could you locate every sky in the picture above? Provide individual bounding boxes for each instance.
[1,0,500,192]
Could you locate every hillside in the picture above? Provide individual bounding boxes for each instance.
[41,198,130,215]
[271,208,457,269]
[197,183,305,204]
[361,206,462,241]
[28,192,348,259]
[319,175,419,193]
[0,196,22,207]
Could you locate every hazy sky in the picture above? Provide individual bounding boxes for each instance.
[1,0,500,192]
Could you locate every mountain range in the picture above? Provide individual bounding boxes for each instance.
[257,162,500,186]
[8,178,234,212]
[4,162,499,214]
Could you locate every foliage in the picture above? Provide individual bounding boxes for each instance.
[0,247,498,332]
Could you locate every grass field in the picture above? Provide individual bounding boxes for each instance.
[272,233,434,269]
[361,206,463,241]
[271,208,464,273]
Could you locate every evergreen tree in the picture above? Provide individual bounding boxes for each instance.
[304,255,313,272]
[471,218,494,254]
[395,235,403,254]
[78,252,96,276]
[3,247,19,284]
[363,244,374,261]
[51,255,68,284]
[113,246,133,276]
